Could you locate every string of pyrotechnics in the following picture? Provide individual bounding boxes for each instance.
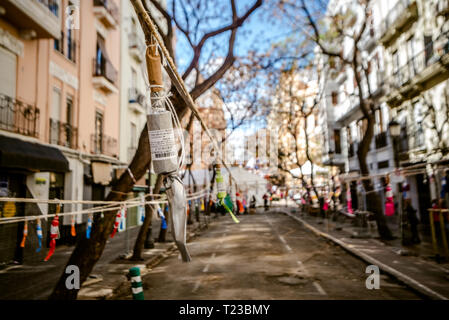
[338,160,448,184]
[132,0,240,190]
[0,190,210,226]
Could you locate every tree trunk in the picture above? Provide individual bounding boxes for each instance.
[130,174,163,260]
[357,115,393,240]
[49,125,151,300]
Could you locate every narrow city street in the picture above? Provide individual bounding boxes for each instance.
[114,210,421,300]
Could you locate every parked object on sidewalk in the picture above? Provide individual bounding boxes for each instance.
[428,205,449,261]
[404,199,420,244]
[127,267,144,300]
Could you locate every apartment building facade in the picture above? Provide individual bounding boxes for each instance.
[378,0,449,220]
[318,0,449,219]
[0,0,122,264]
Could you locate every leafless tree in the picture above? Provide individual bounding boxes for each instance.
[50,0,264,300]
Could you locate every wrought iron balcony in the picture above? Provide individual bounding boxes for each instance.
[0,94,40,138]
[91,134,118,158]
[93,0,119,29]
[93,57,118,93]
[437,0,449,16]
[2,0,61,38]
[49,119,78,149]
[385,32,449,106]
[54,31,77,63]
[379,0,418,47]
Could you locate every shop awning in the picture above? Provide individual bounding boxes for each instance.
[0,135,69,172]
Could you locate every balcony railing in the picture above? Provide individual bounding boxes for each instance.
[49,119,78,149]
[3,0,61,38]
[93,57,118,85]
[0,94,39,138]
[54,31,76,63]
[379,0,418,45]
[37,0,60,17]
[388,32,449,91]
[91,134,118,158]
[375,132,388,149]
[93,0,119,27]
[437,0,449,16]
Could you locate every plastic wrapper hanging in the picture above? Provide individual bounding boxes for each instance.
[165,175,191,262]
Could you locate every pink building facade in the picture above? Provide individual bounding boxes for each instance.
[0,0,122,264]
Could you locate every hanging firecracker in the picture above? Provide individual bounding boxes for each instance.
[71,215,76,237]
[36,219,43,253]
[441,176,447,199]
[110,209,122,238]
[20,221,28,248]
[346,183,354,215]
[44,206,60,261]
[201,198,205,212]
[236,192,244,214]
[86,214,93,239]
[215,165,239,223]
[385,181,395,216]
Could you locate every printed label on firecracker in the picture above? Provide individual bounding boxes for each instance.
[149,128,177,160]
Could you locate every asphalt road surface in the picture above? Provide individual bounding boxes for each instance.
[114,210,421,300]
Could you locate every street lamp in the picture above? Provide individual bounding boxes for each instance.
[388,119,411,246]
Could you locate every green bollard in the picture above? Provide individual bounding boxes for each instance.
[128,267,144,300]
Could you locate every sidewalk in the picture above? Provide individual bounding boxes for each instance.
[0,212,214,300]
[78,216,214,300]
[276,204,449,300]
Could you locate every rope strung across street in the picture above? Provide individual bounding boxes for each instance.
[0,189,210,225]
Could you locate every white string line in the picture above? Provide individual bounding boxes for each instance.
[339,160,448,183]
[0,187,208,205]
[0,191,211,226]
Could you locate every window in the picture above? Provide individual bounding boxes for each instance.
[67,26,75,62]
[65,95,74,148]
[374,108,384,134]
[392,50,399,76]
[50,88,61,145]
[94,111,104,153]
[424,35,434,66]
[332,91,338,106]
[0,46,17,98]
[413,101,424,148]
[378,160,389,169]
[334,129,342,154]
[54,31,64,54]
